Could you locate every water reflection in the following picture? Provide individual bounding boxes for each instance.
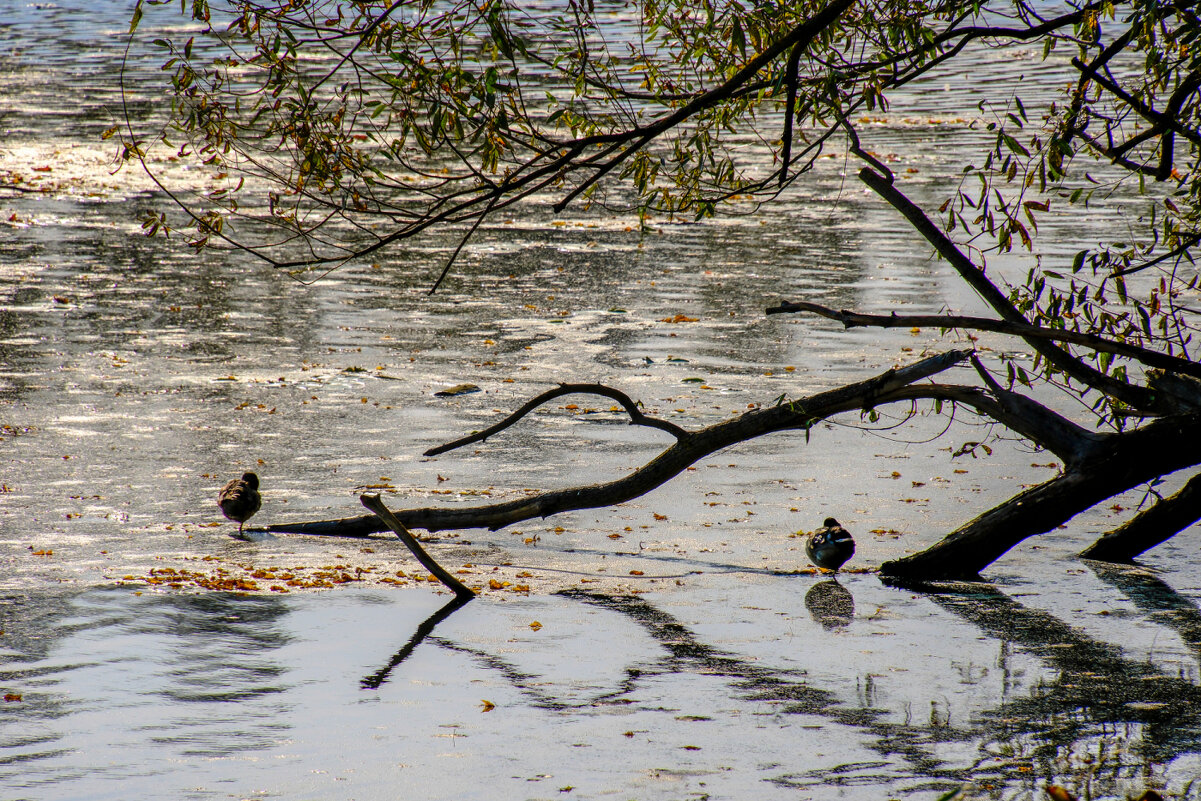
[1088,560,1201,658]
[928,582,1201,794]
[0,588,293,792]
[2,580,1199,798]
[362,592,472,689]
[805,579,855,630]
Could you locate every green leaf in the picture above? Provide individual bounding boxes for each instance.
[731,17,746,58]
[1001,133,1029,157]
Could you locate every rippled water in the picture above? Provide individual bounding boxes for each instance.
[2,2,1201,799]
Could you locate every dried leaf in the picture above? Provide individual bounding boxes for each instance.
[434,383,481,397]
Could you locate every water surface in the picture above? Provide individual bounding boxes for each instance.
[2,3,1200,799]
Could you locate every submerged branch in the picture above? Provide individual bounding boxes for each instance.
[1080,472,1201,563]
[360,493,475,598]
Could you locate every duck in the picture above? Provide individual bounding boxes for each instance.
[218,472,261,534]
[805,517,854,572]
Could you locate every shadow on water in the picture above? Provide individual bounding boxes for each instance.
[926,581,1201,796]
[1087,560,1201,658]
[343,580,1201,796]
[360,592,473,689]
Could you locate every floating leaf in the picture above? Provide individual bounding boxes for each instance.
[480,699,496,712]
[529,620,543,630]
[434,383,481,397]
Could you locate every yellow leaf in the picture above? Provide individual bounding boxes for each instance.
[480,699,496,712]
[529,621,543,630]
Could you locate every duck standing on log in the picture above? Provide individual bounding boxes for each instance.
[806,517,855,573]
[218,472,261,535]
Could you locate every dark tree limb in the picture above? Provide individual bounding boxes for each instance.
[857,167,1164,412]
[424,383,690,457]
[881,412,1201,580]
[1070,57,1201,151]
[884,380,1102,469]
[1079,472,1201,563]
[360,493,476,598]
[767,300,1201,380]
[778,40,804,187]
[262,350,970,537]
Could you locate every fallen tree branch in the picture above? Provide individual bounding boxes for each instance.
[767,300,1201,379]
[359,493,476,598]
[424,383,690,457]
[885,381,1103,467]
[880,412,1201,580]
[1079,471,1201,563]
[263,350,970,537]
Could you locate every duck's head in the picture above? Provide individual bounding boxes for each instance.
[822,517,840,528]
[241,472,259,488]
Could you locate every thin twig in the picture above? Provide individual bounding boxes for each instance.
[768,300,1201,379]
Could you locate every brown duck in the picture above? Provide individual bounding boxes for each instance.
[805,517,855,572]
[218,472,261,534]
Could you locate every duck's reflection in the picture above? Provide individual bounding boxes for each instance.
[804,579,855,630]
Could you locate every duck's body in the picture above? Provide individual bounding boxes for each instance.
[219,472,261,534]
[806,517,854,572]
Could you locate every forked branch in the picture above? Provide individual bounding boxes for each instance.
[263,351,970,537]
[424,383,690,457]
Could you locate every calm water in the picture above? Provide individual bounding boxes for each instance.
[2,2,1200,799]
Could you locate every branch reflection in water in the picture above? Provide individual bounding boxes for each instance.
[365,581,1200,797]
[361,593,473,690]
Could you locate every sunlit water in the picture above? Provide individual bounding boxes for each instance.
[2,2,1200,799]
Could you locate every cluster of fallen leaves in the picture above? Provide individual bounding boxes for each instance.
[1046,788,1161,801]
[114,556,537,596]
